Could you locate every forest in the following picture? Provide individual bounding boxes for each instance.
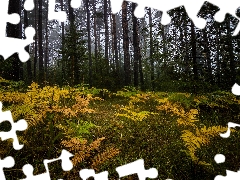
[1,0,240,179]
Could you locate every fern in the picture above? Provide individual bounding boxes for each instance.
[61,137,119,175]
[181,125,230,165]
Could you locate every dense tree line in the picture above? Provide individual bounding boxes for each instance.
[1,0,240,92]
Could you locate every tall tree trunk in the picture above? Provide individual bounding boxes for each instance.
[112,14,120,77]
[60,0,65,85]
[215,23,221,86]
[38,0,44,85]
[122,1,131,86]
[184,16,190,77]
[226,16,236,86]
[34,0,38,81]
[45,5,49,85]
[104,0,109,74]
[68,0,78,85]
[7,0,20,81]
[24,1,32,84]
[110,14,115,71]
[132,3,140,87]
[138,19,145,90]
[149,8,154,90]
[93,0,98,75]
[190,21,198,81]
[85,0,92,87]
[203,29,212,83]
[18,0,23,80]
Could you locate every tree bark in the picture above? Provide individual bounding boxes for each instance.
[104,0,109,73]
[132,3,140,87]
[45,3,49,85]
[38,0,44,85]
[226,16,236,85]
[33,0,38,81]
[149,8,154,90]
[112,14,119,76]
[93,0,98,75]
[68,0,79,85]
[60,0,65,85]
[190,21,198,81]
[7,0,21,81]
[122,1,131,86]
[85,0,92,87]
[24,1,32,84]
[203,29,212,83]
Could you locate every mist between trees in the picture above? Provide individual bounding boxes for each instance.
[1,0,240,93]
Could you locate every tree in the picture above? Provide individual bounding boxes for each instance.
[104,0,109,73]
[122,1,131,86]
[226,16,236,86]
[24,0,32,84]
[190,20,198,81]
[132,3,140,87]
[148,8,154,90]
[60,0,65,84]
[111,13,121,87]
[85,0,92,87]
[67,0,79,85]
[7,0,21,81]
[38,0,44,85]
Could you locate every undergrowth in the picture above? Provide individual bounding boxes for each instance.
[0,77,240,179]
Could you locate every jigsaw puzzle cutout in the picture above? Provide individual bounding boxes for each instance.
[48,0,84,22]
[24,0,34,11]
[20,149,73,180]
[0,156,15,180]
[215,170,240,180]
[214,143,240,180]
[71,0,82,9]
[110,0,240,35]
[232,83,240,96]
[0,102,28,150]
[0,0,35,62]
[78,159,158,179]
[116,159,158,180]
[213,83,240,179]
[79,169,109,180]
[48,0,67,22]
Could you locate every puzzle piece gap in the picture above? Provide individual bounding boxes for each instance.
[79,169,109,180]
[71,0,82,9]
[0,102,28,150]
[116,159,158,180]
[214,154,226,164]
[0,156,15,180]
[24,0,34,11]
[8,13,20,25]
[20,149,73,180]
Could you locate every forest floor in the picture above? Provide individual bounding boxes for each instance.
[1,79,240,179]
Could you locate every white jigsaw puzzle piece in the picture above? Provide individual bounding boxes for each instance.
[20,149,73,180]
[48,0,67,22]
[71,0,82,9]
[0,0,35,62]
[0,156,15,180]
[215,170,240,180]
[110,0,240,35]
[0,102,28,150]
[79,169,109,180]
[232,83,240,95]
[24,0,34,11]
[220,122,240,138]
[116,159,158,180]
